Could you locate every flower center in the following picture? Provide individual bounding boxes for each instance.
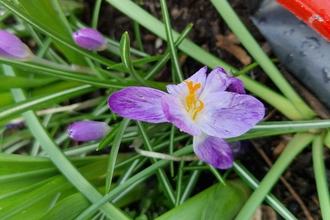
[184,80,204,120]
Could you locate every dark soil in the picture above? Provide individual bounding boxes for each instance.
[80,0,327,219]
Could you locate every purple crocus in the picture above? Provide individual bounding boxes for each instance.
[108,67,264,169]
[72,28,107,51]
[68,121,111,142]
[0,30,33,60]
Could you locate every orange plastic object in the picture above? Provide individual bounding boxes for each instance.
[277,0,330,41]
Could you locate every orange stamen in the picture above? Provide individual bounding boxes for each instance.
[184,80,204,120]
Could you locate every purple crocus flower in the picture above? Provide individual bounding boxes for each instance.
[72,28,107,51]
[108,67,264,169]
[68,121,111,142]
[0,30,33,60]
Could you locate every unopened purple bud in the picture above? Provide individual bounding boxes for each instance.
[68,121,111,142]
[0,30,33,60]
[72,28,107,51]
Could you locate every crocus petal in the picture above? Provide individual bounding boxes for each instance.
[197,92,264,138]
[193,134,233,169]
[108,87,168,123]
[0,30,33,60]
[228,77,246,94]
[200,67,230,99]
[68,121,111,141]
[166,66,207,100]
[72,28,107,51]
[161,94,201,136]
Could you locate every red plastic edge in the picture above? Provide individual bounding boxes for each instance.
[277,0,330,42]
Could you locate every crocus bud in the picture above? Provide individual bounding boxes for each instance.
[68,121,111,142]
[0,30,33,60]
[72,28,107,51]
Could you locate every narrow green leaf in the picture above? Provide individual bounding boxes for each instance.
[16,0,85,64]
[5,65,131,220]
[105,118,131,193]
[136,121,176,206]
[75,146,194,220]
[235,132,314,219]
[144,23,193,80]
[159,0,184,82]
[0,76,57,89]
[119,32,151,86]
[97,123,120,151]
[210,0,315,120]
[233,161,297,220]
[0,83,94,124]
[312,134,330,219]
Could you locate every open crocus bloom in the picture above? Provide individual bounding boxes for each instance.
[108,67,264,169]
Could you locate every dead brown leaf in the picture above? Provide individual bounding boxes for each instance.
[216,33,252,66]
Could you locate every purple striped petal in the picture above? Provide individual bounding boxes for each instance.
[108,87,167,123]
[166,66,207,100]
[197,92,264,138]
[200,67,229,99]
[193,134,233,169]
[228,77,246,94]
[161,94,201,136]
[68,121,110,141]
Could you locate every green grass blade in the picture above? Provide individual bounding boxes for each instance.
[105,118,131,193]
[75,145,194,220]
[4,65,130,220]
[120,32,151,86]
[136,121,176,206]
[159,0,184,82]
[144,23,193,80]
[210,0,315,120]
[16,0,85,65]
[235,132,315,219]
[0,83,94,124]
[312,134,330,219]
[233,161,297,220]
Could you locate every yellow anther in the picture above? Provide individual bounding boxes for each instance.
[185,80,201,94]
[184,80,204,120]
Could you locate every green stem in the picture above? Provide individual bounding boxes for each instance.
[312,134,330,219]
[235,132,315,219]
[91,0,103,28]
